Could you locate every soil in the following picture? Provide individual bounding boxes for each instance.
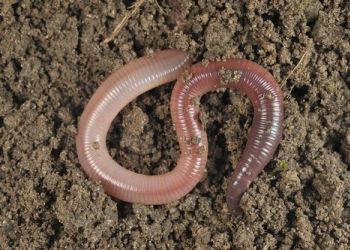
[1,0,349,249]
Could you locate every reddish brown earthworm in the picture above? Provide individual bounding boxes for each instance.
[76,49,283,212]
[171,60,283,212]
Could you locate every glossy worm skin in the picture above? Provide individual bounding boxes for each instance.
[171,60,283,212]
[76,49,283,212]
[76,49,206,205]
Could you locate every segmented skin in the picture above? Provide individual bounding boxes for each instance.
[76,49,283,212]
[76,49,205,205]
[171,60,283,212]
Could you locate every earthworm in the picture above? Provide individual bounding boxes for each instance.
[76,49,205,205]
[76,49,284,213]
[171,60,283,212]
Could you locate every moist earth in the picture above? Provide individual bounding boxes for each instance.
[0,0,349,249]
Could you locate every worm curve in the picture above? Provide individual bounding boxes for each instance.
[76,49,283,213]
[171,60,283,212]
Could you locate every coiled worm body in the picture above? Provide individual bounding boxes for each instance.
[76,49,283,212]
[171,60,283,212]
[77,50,200,204]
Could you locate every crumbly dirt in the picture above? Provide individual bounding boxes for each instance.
[1,0,349,249]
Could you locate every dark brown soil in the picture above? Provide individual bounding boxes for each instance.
[1,0,349,249]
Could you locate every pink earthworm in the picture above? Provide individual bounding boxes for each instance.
[76,49,284,213]
[76,49,205,205]
[171,60,283,213]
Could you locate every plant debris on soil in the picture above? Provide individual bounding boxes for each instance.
[0,0,349,249]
